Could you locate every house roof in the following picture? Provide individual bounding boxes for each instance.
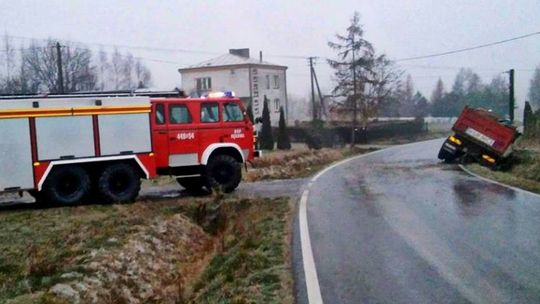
[178,53,287,72]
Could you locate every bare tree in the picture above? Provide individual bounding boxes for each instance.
[121,53,134,89]
[63,46,96,92]
[22,41,58,92]
[135,58,151,88]
[97,49,110,91]
[111,49,123,90]
[365,55,402,117]
[21,41,96,93]
[398,74,415,116]
[0,34,153,94]
[2,34,16,81]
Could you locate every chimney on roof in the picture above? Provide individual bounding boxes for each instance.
[259,51,262,63]
[229,48,250,58]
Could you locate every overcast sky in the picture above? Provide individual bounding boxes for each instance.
[1,0,539,113]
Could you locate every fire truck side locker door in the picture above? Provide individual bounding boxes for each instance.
[167,103,199,167]
[0,118,34,191]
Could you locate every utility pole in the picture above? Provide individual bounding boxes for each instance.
[508,68,515,123]
[308,57,317,122]
[351,34,357,147]
[55,42,64,94]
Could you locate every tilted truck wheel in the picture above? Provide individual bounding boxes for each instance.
[97,163,141,203]
[438,146,458,163]
[205,155,241,193]
[176,177,204,192]
[41,166,90,205]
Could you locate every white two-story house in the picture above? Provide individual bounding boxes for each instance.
[178,48,288,125]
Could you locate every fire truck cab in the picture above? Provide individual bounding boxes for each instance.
[151,95,258,193]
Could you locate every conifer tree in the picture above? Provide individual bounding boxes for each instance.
[277,106,291,150]
[246,102,254,123]
[259,96,274,150]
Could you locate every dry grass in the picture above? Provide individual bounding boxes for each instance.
[0,196,294,304]
[187,197,294,304]
[246,145,376,182]
[465,142,540,194]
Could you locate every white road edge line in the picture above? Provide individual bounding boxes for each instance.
[299,138,444,304]
[299,189,323,304]
[459,164,540,198]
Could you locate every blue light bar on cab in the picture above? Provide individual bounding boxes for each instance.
[202,91,236,98]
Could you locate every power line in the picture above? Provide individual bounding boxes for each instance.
[400,64,535,72]
[7,34,221,55]
[5,34,315,61]
[395,31,540,61]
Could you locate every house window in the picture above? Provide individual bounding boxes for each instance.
[273,75,280,89]
[274,99,280,112]
[196,77,212,91]
[169,104,192,124]
[265,75,270,90]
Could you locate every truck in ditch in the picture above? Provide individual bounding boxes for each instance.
[0,91,259,205]
[438,106,520,167]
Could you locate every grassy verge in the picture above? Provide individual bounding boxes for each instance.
[0,196,293,304]
[464,141,540,194]
[245,146,377,182]
[187,197,293,304]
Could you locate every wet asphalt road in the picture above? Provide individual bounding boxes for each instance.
[299,138,540,304]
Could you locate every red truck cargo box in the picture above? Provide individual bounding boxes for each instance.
[452,106,518,156]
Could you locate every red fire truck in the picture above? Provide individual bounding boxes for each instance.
[0,91,259,205]
[438,106,520,167]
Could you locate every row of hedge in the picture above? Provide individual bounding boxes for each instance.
[270,119,426,149]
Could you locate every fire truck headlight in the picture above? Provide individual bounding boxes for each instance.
[482,154,496,163]
[449,136,462,145]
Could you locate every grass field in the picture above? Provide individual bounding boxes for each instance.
[465,139,540,194]
[0,196,293,304]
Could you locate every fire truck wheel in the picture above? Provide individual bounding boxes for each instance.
[205,155,241,193]
[98,163,141,203]
[176,177,203,192]
[42,166,90,205]
[438,147,457,163]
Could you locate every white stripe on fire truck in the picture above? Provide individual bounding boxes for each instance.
[37,155,149,191]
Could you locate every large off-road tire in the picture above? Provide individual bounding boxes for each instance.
[176,177,204,192]
[97,163,141,203]
[41,166,90,205]
[438,145,458,163]
[204,155,241,193]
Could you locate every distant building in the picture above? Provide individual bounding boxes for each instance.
[178,48,288,125]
